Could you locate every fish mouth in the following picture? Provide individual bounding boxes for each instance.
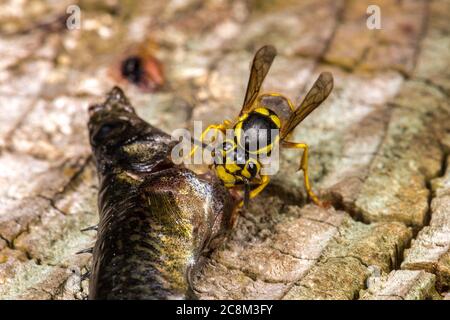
[87,86,139,147]
[88,86,135,117]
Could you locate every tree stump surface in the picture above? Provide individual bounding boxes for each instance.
[0,0,449,299]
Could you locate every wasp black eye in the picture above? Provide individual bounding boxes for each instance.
[246,161,257,177]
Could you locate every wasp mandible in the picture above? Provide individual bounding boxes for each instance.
[189,45,334,207]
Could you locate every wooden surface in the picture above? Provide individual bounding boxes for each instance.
[0,0,449,299]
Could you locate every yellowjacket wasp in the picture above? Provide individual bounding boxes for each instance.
[189,45,334,207]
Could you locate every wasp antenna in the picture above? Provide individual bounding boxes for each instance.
[80,225,98,232]
[80,270,91,281]
[76,247,94,255]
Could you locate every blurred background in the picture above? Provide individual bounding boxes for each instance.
[0,0,449,299]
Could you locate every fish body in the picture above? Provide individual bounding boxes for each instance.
[87,87,234,299]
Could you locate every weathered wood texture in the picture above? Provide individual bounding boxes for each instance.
[0,0,449,299]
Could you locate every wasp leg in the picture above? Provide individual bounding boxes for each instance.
[238,175,270,207]
[188,123,227,158]
[281,141,322,206]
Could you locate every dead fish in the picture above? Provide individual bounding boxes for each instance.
[87,86,235,299]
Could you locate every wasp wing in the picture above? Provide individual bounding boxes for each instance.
[240,45,277,116]
[280,72,333,139]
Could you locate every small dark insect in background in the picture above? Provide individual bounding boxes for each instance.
[110,41,164,92]
[121,55,144,84]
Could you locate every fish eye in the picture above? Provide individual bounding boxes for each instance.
[93,121,126,143]
[98,124,115,136]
